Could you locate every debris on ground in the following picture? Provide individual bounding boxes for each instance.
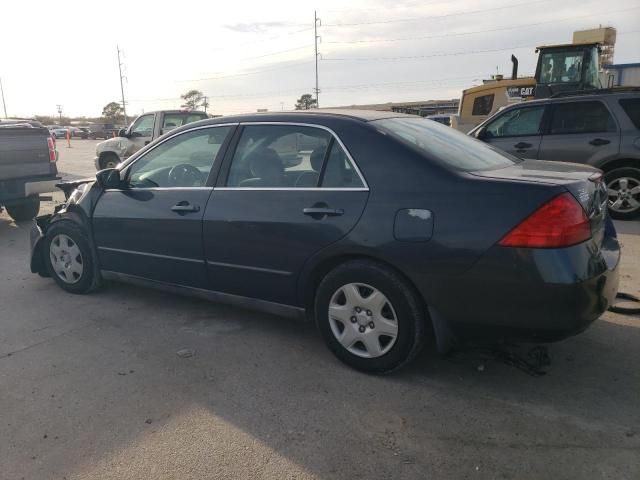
[176,348,195,358]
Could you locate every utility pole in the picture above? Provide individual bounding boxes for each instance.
[0,77,7,118]
[56,104,63,124]
[203,96,209,114]
[314,11,321,108]
[117,45,128,125]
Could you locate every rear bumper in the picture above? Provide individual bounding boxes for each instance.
[424,233,621,343]
[0,175,61,203]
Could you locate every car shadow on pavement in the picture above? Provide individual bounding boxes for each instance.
[3,276,639,479]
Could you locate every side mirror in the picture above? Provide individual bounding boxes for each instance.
[96,168,123,189]
[474,127,487,140]
[118,128,128,137]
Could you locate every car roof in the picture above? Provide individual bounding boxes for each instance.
[202,109,414,124]
[497,89,640,111]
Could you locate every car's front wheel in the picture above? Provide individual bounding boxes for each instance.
[45,221,101,294]
[315,260,427,374]
[606,167,640,220]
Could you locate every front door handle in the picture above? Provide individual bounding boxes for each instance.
[514,142,532,149]
[589,138,611,146]
[171,201,200,213]
[303,207,344,217]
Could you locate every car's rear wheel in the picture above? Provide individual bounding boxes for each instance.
[605,167,640,220]
[45,221,101,294]
[315,260,427,374]
[6,196,40,222]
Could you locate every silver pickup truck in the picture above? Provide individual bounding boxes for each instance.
[94,110,208,169]
[0,120,60,221]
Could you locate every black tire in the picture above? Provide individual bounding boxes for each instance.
[314,259,427,374]
[6,196,40,222]
[605,167,640,220]
[45,220,102,294]
[100,153,119,170]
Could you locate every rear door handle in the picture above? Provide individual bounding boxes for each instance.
[514,142,532,149]
[171,201,200,213]
[589,138,610,146]
[303,207,344,217]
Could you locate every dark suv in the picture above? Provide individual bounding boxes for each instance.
[470,90,640,219]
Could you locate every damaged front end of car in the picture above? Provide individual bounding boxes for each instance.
[30,178,100,276]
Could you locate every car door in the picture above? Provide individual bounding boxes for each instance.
[92,124,235,287]
[537,100,620,166]
[127,113,156,155]
[203,123,369,306]
[480,105,546,159]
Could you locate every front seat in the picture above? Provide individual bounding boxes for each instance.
[238,148,284,187]
[294,146,326,187]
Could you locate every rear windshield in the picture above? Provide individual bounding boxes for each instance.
[619,98,640,129]
[372,117,518,171]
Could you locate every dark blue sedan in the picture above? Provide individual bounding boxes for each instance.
[30,110,620,373]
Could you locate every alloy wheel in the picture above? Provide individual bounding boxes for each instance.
[328,283,398,358]
[49,234,83,284]
[607,176,640,214]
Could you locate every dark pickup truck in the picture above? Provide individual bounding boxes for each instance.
[0,120,60,221]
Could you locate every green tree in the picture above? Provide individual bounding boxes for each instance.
[294,94,317,110]
[102,102,123,122]
[181,89,205,111]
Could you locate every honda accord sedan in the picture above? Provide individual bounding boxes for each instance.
[29,110,620,373]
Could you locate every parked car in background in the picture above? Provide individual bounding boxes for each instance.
[426,114,452,126]
[31,111,619,373]
[49,126,69,139]
[88,124,119,140]
[469,89,640,219]
[0,119,59,221]
[75,127,90,139]
[94,110,208,169]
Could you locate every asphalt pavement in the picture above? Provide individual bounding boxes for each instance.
[0,142,639,479]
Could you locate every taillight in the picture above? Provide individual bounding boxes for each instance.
[498,192,591,248]
[47,137,57,163]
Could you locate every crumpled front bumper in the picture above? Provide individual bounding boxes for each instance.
[29,215,52,275]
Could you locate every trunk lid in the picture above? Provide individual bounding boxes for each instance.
[471,160,610,244]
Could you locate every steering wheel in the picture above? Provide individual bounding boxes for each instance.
[167,164,204,187]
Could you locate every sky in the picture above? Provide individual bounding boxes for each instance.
[1,0,639,119]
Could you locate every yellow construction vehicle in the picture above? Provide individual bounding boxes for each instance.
[451,28,616,132]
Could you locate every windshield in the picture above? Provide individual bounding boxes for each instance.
[539,51,584,84]
[373,117,518,171]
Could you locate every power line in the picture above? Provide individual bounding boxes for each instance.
[322,28,640,62]
[322,44,537,62]
[322,0,553,27]
[176,61,313,83]
[240,44,313,61]
[212,26,313,53]
[325,6,640,45]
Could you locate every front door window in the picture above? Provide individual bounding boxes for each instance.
[129,114,155,138]
[485,106,545,138]
[126,126,232,188]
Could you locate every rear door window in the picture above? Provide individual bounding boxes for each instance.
[549,101,616,134]
[619,98,640,129]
